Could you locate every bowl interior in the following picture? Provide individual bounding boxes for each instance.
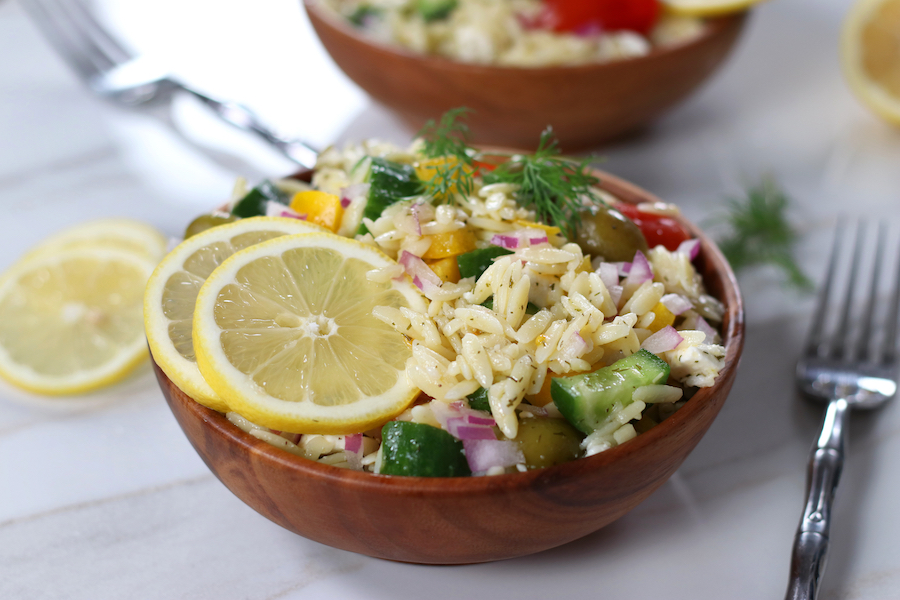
[157,170,745,564]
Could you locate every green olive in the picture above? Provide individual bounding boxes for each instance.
[574,204,648,262]
[184,213,238,239]
[513,417,584,469]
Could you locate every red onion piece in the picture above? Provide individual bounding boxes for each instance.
[340,197,352,209]
[344,434,365,471]
[491,234,519,249]
[399,251,442,290]
[613,261,632,277]
[641,325,684,353]
[559,331,589,360]
[448,418,497,440]
[609,285,623,306]
[597,262,620,290]
[463,439,525,473]
[677,238,700,261]
[660,293,693,315]
[410,203,423,236]
[465,414,495,426]
[623,250,653,288]
[529,236,548,245]
[265,202,305,220]
[696,316,718,343]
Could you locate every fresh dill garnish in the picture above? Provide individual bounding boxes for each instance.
[711,177,811,289]
[416,107,475,201]
[482,128,600,238]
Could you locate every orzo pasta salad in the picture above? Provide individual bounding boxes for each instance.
[176,111,726,477]
[317,0,706,67]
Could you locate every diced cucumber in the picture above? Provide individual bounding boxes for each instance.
[348,5,381,26]
[416,0,457,21]
[379,421,471,477]
[357,158,423,234]
[551,349,670,435]
[231,181,288,218]
[456,246,513,279]
[467,387,490,412]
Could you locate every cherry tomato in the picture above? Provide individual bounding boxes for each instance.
[537,0,661,35]
[615,203,692,251]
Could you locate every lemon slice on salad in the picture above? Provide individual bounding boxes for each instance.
[841,0,900,125]
[192,233,425,434]
[26,218,168,262]
[144,217,327,412]
[0,246,154,395]
[661,0,767,17]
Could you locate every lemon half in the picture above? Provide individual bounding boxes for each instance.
[193,233,425,434]
[144,217,327,412]
[661,0,767,17]
[841,0,900,125]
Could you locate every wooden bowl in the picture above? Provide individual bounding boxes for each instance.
[303,1,749,151]
[155,170,745,564]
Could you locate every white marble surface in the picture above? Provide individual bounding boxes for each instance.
[2,0,899,598]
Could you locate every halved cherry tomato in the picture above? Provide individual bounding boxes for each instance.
[535,0,661,36]
[615,203,691,251]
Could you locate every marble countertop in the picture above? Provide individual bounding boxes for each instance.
[2,0,899,598]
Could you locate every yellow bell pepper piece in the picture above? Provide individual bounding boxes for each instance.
[513,219,562,238]
[289,190,344,232]
[422,229,477,259]
[646,302,675,333]
[425,257,461,284]
[415,157,474,201]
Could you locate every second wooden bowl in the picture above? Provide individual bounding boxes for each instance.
[155,170,745,565]
[304,2,749,150]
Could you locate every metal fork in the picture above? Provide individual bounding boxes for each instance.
[786,221,900,600]
[22,0,319,169]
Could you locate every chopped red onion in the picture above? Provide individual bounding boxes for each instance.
[559,331,589,360]
[344,434,364,470]
[410,203,423,236]
[340,197,352,209]
[609,285,623,306]
[464,414,495,426]
[660,293,693,315]
[491,234,519,249]
[447,417,496,440]
[613,261,632,277]
[265,202,306,220]
[696,316,718,343]
[529,236,548,245]
[623,250,653,288]
[399,251,442,291]
[641,325,684,353]
[677,238,700,261]
[463,439,525,473]
[597,262,620,290]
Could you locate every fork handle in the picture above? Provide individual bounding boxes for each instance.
[784,398,849,600]
[180,86,319,169]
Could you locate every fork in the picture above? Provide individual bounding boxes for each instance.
[22,0,319,169]
[786,221,900,600]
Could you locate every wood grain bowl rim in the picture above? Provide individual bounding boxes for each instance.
[303,0,749,77]
[158,168,745,495]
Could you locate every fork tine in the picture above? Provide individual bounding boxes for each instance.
[65,0,133,64]
[804,221,845,357]
[855,222,886,360]
[880,235,900,364]
[830,220,866,358]
[23,0,129,83]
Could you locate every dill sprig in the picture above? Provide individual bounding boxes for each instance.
[483,128,600,238]
[712,177,811,289]
[416,107,475,201]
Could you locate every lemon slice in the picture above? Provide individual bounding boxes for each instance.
[0,247,154,395]
[144,217,327,412]
[27,218,168,262]
[841,0,900,125]
[661,0,766,17]
[193,233,425,434]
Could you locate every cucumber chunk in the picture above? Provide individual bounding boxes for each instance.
[379,421,471,477]
[231,180,288,218]
[456,246,513,279]
[358,158,423,234]
[416,0,457,21]
[551,349,670,435]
